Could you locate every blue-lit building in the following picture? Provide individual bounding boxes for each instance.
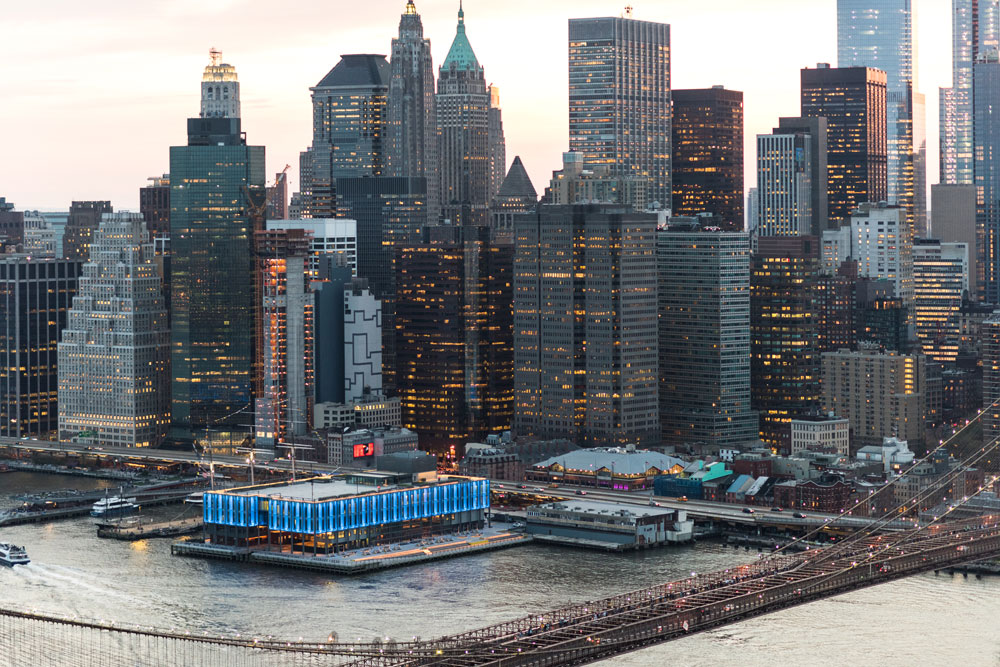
[202,474,489,554]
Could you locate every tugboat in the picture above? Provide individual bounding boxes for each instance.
[90,496,139,518]
[0,543,30,567]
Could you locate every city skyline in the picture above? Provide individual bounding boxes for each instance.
[1,0,951,211]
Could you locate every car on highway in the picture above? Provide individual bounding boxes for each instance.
[742,507,755,514]
[575,490,588,496]
[517,484,528,489]
[649,501,661,507]
[793,512,807,519]
[677,496,688,502]
[770,507,783,512]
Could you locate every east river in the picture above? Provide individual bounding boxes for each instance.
[2,473,999,666]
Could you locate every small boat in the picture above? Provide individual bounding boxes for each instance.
[0,543,29,566]
[90,496,139,518]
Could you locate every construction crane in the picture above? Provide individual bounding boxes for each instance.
[243,164,291,221]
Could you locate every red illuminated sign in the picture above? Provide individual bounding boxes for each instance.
[353,442,375,458]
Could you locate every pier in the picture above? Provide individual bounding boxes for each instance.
[97,517,203,541]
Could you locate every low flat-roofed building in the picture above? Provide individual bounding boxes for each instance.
[314,397,401,431]
[525,499,693,550]
[791,414,850,456]
[325,427,418,467]
[526,445,685,490]
[202,473,489,554]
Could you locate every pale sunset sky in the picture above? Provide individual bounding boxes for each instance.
[0,0,951,212]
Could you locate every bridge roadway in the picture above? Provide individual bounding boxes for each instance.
[494,482,917,531]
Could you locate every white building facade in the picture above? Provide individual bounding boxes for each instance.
[755,133,812,237]
[266,218,358,276]
[850,202,913,306]
[790,416,850,456]
[58,212,170,447]
[344,279,382,402]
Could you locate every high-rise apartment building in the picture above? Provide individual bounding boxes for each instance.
[671,86,744,228]
[514,204,659,448]
[437,5,494,225]
[941,0,999,185]
[975,52,1000,304]
[823,348,927,450]
[0,258,80,438]
[395,227,513,455]
[58,212,169,447]
[253,229,313,450]
[801,64,888,223]
[388,0,439,219]
[913,239,968,363]
[63,201,113,262]
[755,132,813,237]
[306,54,390,218]
[751,236,822,453]
[169,51,265,443]
[568,17,671,207]
[657,221,757,448]
[850,202,913,307]
[838,0,923,228]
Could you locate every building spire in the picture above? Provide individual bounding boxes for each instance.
[405,0,416,15]
[458,0,464,26]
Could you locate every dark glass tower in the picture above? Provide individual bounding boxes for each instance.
[569,17,671,207]
[671,86,744,228]
[169,52,265,442]
[801,64,887,224]
[388,1,439,220]
[975,52,1000,304]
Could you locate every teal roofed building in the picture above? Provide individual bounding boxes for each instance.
[442,2,482,72]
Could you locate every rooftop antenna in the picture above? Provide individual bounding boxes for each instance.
[624,5,633,18]
[209,47,222,66]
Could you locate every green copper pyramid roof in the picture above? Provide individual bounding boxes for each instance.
[442,1,480,71]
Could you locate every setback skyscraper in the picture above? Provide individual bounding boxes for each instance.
[169,51,265,444]
[58,212,169,447]
[801,64,888,223]
[568,17,671,207]
[388,1,440,219]
[838,0,923,229]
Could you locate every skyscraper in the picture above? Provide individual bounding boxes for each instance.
[801,64,888,223]
[775,117,830,234]
[983,310,1000,463]
[838,0,923,227]
[850,202,914,307]
[490,156,537,241]
[975,51,1000,304]
[388,1,439,219]
[941,0,1000,185]
[0,258,79,438]
[488,85,507,202]
[437,3,493,225]
[139,175,170,240]
[306,54,390,218]
[58,212,169,447]
[913,239,968,363]
[671,86,744,228]
[755,131,813,237]
[568,17,671,207]
[514,204,659,448]
[932,183,978,295]
[63,201,113,262]
[751,236,822,453]
[658,221,758,448]
[169,50,265,443]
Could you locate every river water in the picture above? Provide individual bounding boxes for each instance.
[1,473,998,666]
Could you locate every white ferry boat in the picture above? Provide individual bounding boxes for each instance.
[90,497,139,518]
[0,543,29,567]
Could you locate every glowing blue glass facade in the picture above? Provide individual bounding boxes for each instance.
[203,479,490,535]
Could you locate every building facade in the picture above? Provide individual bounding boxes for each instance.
[265,219,357,277]
[139,175,170,241]
[913,239,968,363]
[0,258,80,438]
[344,278,382,402]
[657,223,757,448]
[63,201,113,262]
[546,152,647,210]
[975,52,1000,304]
[58,212,169,447]
[850,202,913,307]
[490,156,537,242]
[671,86,744,228]
[568,16,671,207]
[755,132,813,237]
[790,415,850,456]
[514,204,659,448]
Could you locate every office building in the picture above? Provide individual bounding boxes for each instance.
[755,131,813,237]
[822,348,927,450]
[850,202,913,307]
[514,204,659,448]
[395,227,513,456]
[0,258,80,438]
[437,4,494,224]
[816,261,858,353]
[931,184,978,296]
[306,54,390,218]
[657,221,758,448]
[343,278,382,402]
[912,239,968,363]
[790,415,850,456]
[312,258,353,406]
[940,0,999,185]
[0,198,24,248]
[671,86,744,228]
[775,117,830,234]
[266,219,357,276]
[983,311,1000,460]
[314,395,401,431]
[139,175,170,240]
[169,50,265,443]
[326,426,418,468]
[58,212,169,447]
[975,52,1000,304]
[568,16,671,207]
[838,0,923,228]
[751,236,822,453]
[546,151,648,210]
[856,280,911,351]
[63,201,113,262]
[801,64,887,223]
[488,85,507,201]
[490,156,537,241]
[387,0,440,219]
[22,212,57,258]
[253,229,313,450]
[266,171,289,221]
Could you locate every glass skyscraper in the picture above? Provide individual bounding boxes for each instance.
[568,17,671,208]
[169,53,265,443]
[975,52,1000,304]
[838,0,923,228]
